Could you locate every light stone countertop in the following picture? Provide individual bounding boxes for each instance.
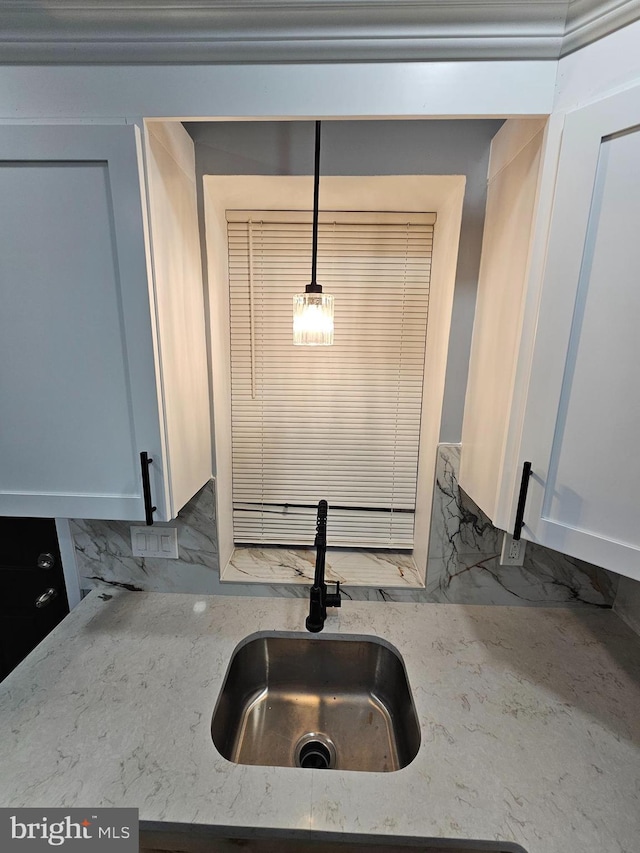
[1,590,639,853]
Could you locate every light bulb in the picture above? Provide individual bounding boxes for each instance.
[293,292,334,346]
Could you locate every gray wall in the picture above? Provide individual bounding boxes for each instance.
[184,119,502,442]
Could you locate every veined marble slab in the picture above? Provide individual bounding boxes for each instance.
[71,479,219,595]
[425,445,618,608]
[69,446,617,609]
[223,546,424,588]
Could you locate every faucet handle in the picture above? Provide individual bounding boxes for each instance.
[326,581,341,609]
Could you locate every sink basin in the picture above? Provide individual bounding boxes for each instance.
[211,632,420,772]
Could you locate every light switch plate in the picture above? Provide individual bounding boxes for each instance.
[130,525,179,559]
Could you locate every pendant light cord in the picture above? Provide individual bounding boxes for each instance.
[310,120,321,289]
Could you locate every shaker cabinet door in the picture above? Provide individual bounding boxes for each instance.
[518,85,640,580]
[0,124,166,520]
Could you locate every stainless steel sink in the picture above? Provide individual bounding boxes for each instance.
[211,632,420,772]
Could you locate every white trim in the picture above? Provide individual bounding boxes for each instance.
[459,119,548,526]
[0,64,557,121]
[562,0,640,55]
[492,115,565,532]
[555,17,640,112]
[204,174,464,583]
[487,117,547,183]
[54,518,82,610]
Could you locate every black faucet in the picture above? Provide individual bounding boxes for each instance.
[305,500,341,633]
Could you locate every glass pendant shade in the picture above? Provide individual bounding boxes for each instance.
[293,291,334,346]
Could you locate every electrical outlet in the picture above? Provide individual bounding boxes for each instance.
[130,525,179,559]
[499,531,526,566]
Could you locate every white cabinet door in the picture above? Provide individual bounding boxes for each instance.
[0,124,168,521]
[517,85,640,580]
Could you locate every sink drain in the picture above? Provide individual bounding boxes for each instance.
[299,741,331,769]
[294,733,336,770]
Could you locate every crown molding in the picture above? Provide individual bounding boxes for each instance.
[0,1,637,63]
[562,0,640,53]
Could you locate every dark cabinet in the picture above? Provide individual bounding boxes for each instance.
[0,518,69,681]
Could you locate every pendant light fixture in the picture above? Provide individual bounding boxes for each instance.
[293,121,335,346]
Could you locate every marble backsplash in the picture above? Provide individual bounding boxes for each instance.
[71,444,618,608]
[424,445,618,607]
[71,481,293,600]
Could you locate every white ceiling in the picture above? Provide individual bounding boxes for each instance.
[1,0,639,63]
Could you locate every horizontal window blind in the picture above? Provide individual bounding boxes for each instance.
[228,210,434,548]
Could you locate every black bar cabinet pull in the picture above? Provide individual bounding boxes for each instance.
[140,451,157,526]
[512,461,532,541]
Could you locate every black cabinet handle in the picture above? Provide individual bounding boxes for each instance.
[35,587,58,608]
[512,461,532,541]
[140,451,157,526]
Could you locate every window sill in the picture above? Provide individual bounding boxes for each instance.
[221,546,425,589]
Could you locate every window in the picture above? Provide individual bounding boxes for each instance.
[204,175,465,586]
[227,210,435,549]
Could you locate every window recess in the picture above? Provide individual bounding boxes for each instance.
[227,210,435,549]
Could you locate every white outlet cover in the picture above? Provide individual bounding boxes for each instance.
[130,525,179,559]
[499,531,527,567]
